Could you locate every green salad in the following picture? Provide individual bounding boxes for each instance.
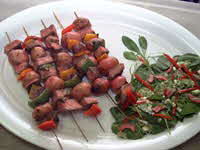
[110,36,200,139]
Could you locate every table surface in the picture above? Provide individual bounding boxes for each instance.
[0,0,200,150]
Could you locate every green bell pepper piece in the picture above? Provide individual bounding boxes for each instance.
[64,75,82,88]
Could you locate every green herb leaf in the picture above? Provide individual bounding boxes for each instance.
[122,36,140,54]
[139,36,147,50]
[180,103,200,116]
[110,107,124,122]
[123,51,137,60]
[135,64,151,80]
[155,55,171,71]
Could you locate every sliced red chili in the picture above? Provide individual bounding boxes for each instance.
[136,100,147,105]
[165,65,173,73]
[152,105,165,113]
[147,74,154,83]
[163,53,180,70]
[134,74,154,91]
[38,120,57,131]
[62,24,75,35]
[181,64,198,87]
[153,114,173,120]
[137,56,147,64]
[178,75,188,80]
[178,87,199,94]
[126,89,137,104]
[155,75,168,81]
[164,88,175,98]
[83,104,102,117]
[188,94,200,103]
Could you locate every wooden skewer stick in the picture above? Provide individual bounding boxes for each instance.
[74,12,79,19]
[40,19,92,139]
[22,26,64,150]
[41,19,47,29]
[23,26,29,36]
[5,32,11,43]
[53,11,64,29]
[52,12,106,133]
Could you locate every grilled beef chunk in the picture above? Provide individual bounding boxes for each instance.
[108,63,124,80]
[86,38,105,51]
[31,47,46,61]
[88,56,97,65]
[40,24,58,40]
[81,97,98,108]
[78,27,95,38]
[57,99,83,112]
[61,32,81,48]
[111,76,127,93]
[24,40,44,50]
[86,67,100,81]
[29,85,44,99]
[92,78,110,94]
[39,65,57,80]
[73,17,91,31]
[14,62,29,73]
[45,35,59,48]
[4,40,22,54]
[35,55,54,67]
[22,71,40,88]
[72,42,86,54]
[98,56,119,74]
[32,103,53,121]
[45,76,64,91]
[53,89,70,101]
[8,49,29,65]
[72,82,92,100]
[94,46,109,58]
[56,52,72,67]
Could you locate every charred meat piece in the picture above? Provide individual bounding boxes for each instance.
[24,39,44,50]
[45,76,64,91]
[73,55,87,66]
[29,85,44,99]
[56,52,72,68]
[73,17,91,31]
[61,32,81,48]
[4,40,23,54]
[53,89,71,101]
[78,27,95,38]
[57,99,83,112]
[88,56,97,65]
[108,63,124,80]
[94,46,109,58]
[14,62,29,74]
[92,78,110,94]
[98,56,119,75]
[31,47,46,61]
[72,42,86,54]
[71,82,92,100]
[81,97,98,108]
[45,35,59,49]
[40,24,58,40]
[8,49,29,65]
[22,70,40,88]
[49,43,63,53]
[111,76,127,93]
[32,103,53,121]
[35,55,54,68]
[39,65,57,80]
[86,38,105,51]
[86,67,100,81]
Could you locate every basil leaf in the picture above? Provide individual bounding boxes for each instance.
[149,94,164,101]
[135,64,151,80]
[111,122,120,134]
[123,51,137,60]
[156,55,171,70]
[150,124,166,134]
[180,103,200,116]
[178,53,199,62]
[139,36,147,50]
[122,36,140,54]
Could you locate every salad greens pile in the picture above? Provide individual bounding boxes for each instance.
[110,36,200,139]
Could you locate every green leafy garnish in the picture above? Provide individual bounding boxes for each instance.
[123,51,137,60]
